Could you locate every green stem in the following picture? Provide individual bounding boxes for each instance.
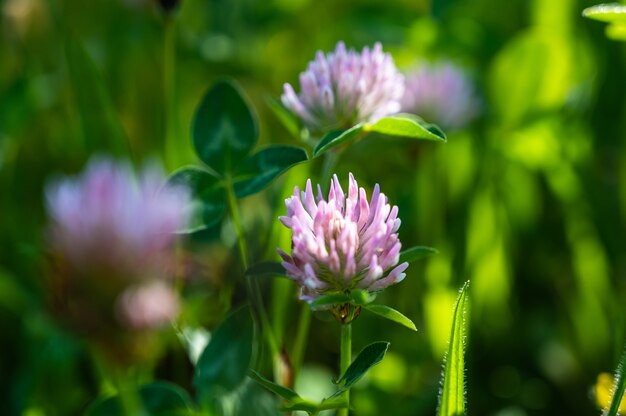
[113,367,144,416]
[339,323,352,416]
[224,178,279,368]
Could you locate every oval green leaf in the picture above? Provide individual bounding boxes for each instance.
[582,4,626,23]
[233,145,308,198]
[312,124,365,157]
[335,341,390,392]
[192,80,258,175]
[167,166,225,233]
[248,370,301,401]
[399,246,439,264]
[85,381,195,416]
[364,114,446,142]
[194,305,254,402]
[364,304,417,331]
[437,281,470,416]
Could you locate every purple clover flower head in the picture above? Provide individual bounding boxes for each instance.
[278,173,408,302]
[45,156,190,280]
[401,61,479,131]
[281,41,405,132]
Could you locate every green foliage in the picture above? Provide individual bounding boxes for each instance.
[334,341,390,393]
[192,80,258,176]
[249,370,347,414]
[437,282,470,416]
[313,114,446,157]
[85,382,195,416]
[245,261,288,278]
[167,167,225,232]
[194,305,254,404]
[363,304,417,331]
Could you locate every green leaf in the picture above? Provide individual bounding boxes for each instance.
[364,114,446,142]
[582,4,626,23]
[605,344,626,416]
[234,145,308,197]
[194,305,254,402]
[399,246,439,264]
[85,382,194,416]
[312,124,365,157]
[192,80,258,175]
[250,370,347,414]
[245,261,288,278]
[309,293,352,309]
[336,341,390,391]
[65,39,129,156]
[248,370,301,401]
[364,304,417,331]
[280,396,348,413]
[606,22,626,41]
[438,281,470,416]
[167,166,225,232]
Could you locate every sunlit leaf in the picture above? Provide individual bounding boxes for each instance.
[399,246,439,264]
[606,22,626,41]
[192,80,258,175]
[65,39,129,156]
[312,124,365,157]
[437,281,470,416]
[364,114,446,142]
[85,382,194,416]
[194,305,254,403]
[335,341,390,392]
[364,304,417,331]
[280,396,348,413]
[234,145,308,197]
[582,4,626,23]
[167,166,225,233]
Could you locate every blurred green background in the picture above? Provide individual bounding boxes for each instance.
[1,0,626,414]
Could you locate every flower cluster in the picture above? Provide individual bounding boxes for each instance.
[45,156,190,330]
[278,173,408,302]
[281,41,405,132]
[401,61,479,130]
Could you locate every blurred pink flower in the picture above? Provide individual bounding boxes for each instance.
[278,174,408,302]
[401,61,479,130]
[116,281,180,330]
[45,156,190,280]
[281,41,405,132]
